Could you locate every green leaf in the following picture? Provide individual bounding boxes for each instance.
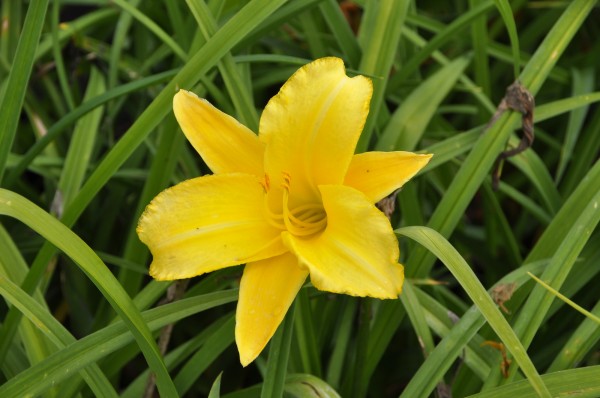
[399,260,550,398]
[118,314,234,398]
[492,0,521,78]
[284,374,341,397]
[555,67,595,182]
[111,0,187,61]
[536,92,600,123]
[0,225,54,377]
[0,189,178,397]
[0,274,118,397]
[293,288,322,377]
[173,316,235,396]
[319,0,361,66]
[356,0,409,152]
[407,0,597,279]
[488,160,600,387]
[528,272,600,325]
[208,373,223,398]
[261,302,296,398]
[56,67,106,209]
[325,298,356,390]
[0,290,237,397]
[396,226,551,398]
[4,68,178,188]
[547,300,600,372]
[0,0,49,182]
[468,366,600,398]
[376,56,470,151]
[387,1,494,93]
[506,134,562,214]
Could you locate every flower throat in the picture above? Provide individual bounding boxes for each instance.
[263,173,327,237]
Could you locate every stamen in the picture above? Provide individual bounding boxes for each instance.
[282,172,291,190]
[259,173,271,193]
[261,173,289,230]
[280,172,327,237]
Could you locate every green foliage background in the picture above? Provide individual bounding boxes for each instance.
[0,0,599,397]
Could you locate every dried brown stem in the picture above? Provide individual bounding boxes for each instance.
[486,81,535,190]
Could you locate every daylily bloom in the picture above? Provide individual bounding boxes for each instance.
[137,57,431,366]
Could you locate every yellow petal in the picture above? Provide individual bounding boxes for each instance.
[344,151,432,203]
[137,173,285,280]
[236,253,308,366]
[283,185,403,299]
[173,90,264,176]
[259,57,372,205]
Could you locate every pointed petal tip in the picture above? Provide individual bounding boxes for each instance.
[173,90,219,115]
[415,152,433,170]
[173,88,200,108]
[239,352,255,368]
[419,152,433,162]
[406,152,433,165]
[175,88,195,97]
[235,330,264,368]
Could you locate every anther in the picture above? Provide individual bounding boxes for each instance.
[281,172,291,190]
[260,173,271,193]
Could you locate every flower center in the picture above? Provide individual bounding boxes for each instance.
[263,173,327,237]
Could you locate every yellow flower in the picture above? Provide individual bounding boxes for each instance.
[137,57,431,366]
